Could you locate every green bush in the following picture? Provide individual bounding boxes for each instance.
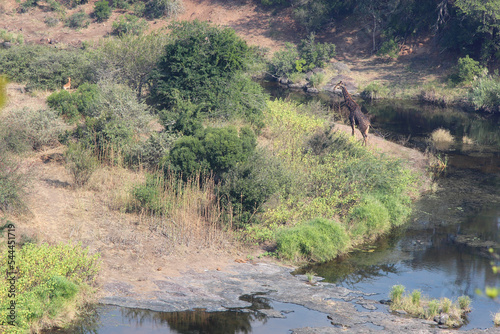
[47,83,100,122]
[125,131,178,169]
[0,44,92,91]
[131,173,170,214]
[65,142,98,187]
[112,14,148,36]
[66,11,90,29]
[298,33,335,71]
[167,126,257,180]
[93,0,111,22]
[0,242,100,331]
[468,75,500,113]
[143,0,184,19]
[149,20,260,119]
[219,149,291,228]
[451,55,487,85]
[269,43,299,78]
[377,38,399,59]
[47,89,80,122]
[0,148,28,212]
[276,218,350,262]
[1,107,65,151]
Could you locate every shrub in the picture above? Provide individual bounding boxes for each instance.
[308,72,325,88]
[427,300,440,318]
[1,107,65,151]
[458,295,471,311]
[468,75,500,113]
[377,38,399,59]
[143,0,184,19]
[0,44,92,91]
[0,242,100,332]
[93,0,111,22]
[276,217,350,262]
[361,82,390,100]
[66,11,90,29]
[149,20,257,118]
[125,131,178,169]
[270,42,300,77]
[349,195,390,240]
[0,149,28,212]
[451,55,487,85]
[298,33,336,71]
[112,14,148,36]
[65,142,98,187]
[131,173,169,214]
[47,89,80,122]
[44,16,60,27]
[390,285,405,304]
[167,126,257,180]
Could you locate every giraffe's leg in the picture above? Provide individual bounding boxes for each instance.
[351,122,355,136]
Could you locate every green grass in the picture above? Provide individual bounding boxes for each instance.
[0,241,100,333]
[389,285,471,328]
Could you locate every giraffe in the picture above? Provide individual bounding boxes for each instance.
[334,81,370,146]
[63,77,71,91]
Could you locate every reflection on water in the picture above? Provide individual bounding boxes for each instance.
[52,294,333,334]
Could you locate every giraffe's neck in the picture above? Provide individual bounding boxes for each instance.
[341,86,358,112]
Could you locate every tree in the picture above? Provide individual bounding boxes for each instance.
[149,20,251,113]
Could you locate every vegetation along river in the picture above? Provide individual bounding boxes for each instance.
[61,86,500,333]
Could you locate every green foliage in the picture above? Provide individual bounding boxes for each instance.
[0,148,28,212]
[377,38,399,59]
[261,0,289,6]
[93,0,111,22]
[167,126,257,180]
[0,44,91,91]
[451,55,487,85]
[264,100,416,240]
[219,149,291,228]
[307,72,325,88]
[66,11,90,29]
[112,14,148,36]
[270,43,300,77]
[143,0,184,19]
[390,285,405,303]
[131,173,169,214]
[47,83,100,122]
[468,75,500,113]
[126,131,178,169]
[150,20,262,121]
[298,33,336,71]
[0,242,100,331]
[276,217,350,262]
[0,75,6,110]
[1,107,65,151]
[411,290,421,306]
[269,36,335,78]
[361,82,390,100]
[0,29,24,45]
[458,295,471,311]
[65,142,98,187]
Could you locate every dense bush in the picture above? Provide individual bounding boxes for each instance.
[0,44,91,91]
[1,107,65,151]
[112,14,148,36]
[125,131,178,169]
[450,55,487,85]
[66,11,90,29]
[0,242,100,331]
[65,142,98,187]
[93,0,111,22]
[468,75,500,113]
[269,35,335,77]
[167,126,257,180]
[143,0,184,19]
[149,20,265,122]
[276,218,350,262]
[0,148,28,212]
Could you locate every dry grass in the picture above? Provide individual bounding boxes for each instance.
[136,172,233,252]
[494,311,500,326]
[430,128,454,150]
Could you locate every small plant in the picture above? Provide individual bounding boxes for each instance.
[65,142,98,187]
[411,289,421,306]
[112,14,148,36]
[494,312,500,326]
[361,82,390,101]
[430,128,454,150]
[305,271,316,283]
[66,11,90,29]
[93,0,111,22]
[44,16,60,27]
[441,297,452,313]
[450,55,487,85]
[427,299,440,318]
[462,136,474,145]
[458,295,471,312]
[308,72,325,88]
[377,38,399,59]
[390,285,405,304]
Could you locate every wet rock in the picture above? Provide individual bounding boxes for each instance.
[289,83,304,89]
[258,309,286,318]
[434,313,449,325]
[394,310,408,315]
[307,87,319,94]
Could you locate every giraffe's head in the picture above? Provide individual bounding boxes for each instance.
[333,81,344,90]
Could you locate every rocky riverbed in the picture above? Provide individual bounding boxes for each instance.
[100,262,498,333]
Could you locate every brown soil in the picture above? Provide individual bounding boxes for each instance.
[1,0,431,299]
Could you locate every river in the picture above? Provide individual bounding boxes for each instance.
[57,85,500,332]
